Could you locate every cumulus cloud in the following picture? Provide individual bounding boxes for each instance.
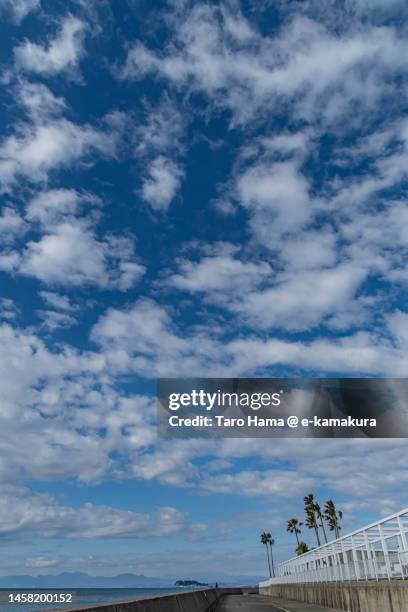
[0,118,116,190]
[167,243,272,293]
[90,296,408,377]
[91,299,194,375]
[133,96,186,211]
[236,160,311,244]
[121,4,408,125]
[0,81,119,191]
[0,309,407,564]
[19,221,145,289]
[166,242,366,332]
[26,188,99,226]
[0,321,157,483]
[14,15,86,75]
[17,80,67,121]
[0,188,145,290]
[231,263,367,331]
[0,484,198,539]
[141,155,183,211]
[1,0,408,573]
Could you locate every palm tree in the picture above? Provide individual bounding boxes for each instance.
[324,500,343,539]
[314,502,328,544]
[287,518,303,546]
[268,535,276,577]
[296,541,309,556]
[260,532,272,577]
[304,494,321,547]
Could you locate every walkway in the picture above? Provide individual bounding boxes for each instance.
[215,593,336,611]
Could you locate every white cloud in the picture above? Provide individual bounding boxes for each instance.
[141,155,183,211]
[0,321,157,483]
[121,6,408,125]
[134,96,186,211]
[0,484,198,539]
[17,80,67,121]
[19,221,145,290]
[1,1,408,569]
[0,250,21,273]
[200,469,317,497]
[39,291,78,312]
[386,310,408,347]
[167,243,272,293]
[0,298,18,321]
[0,0,39,24]
[90,295,408,377]
[166,244,365,332]
[14,15,86,75]
[280,229,338,271]
[236,160,311,244]
[0,118,116,190]
[26,188,99,226]
[0,311,407,549]
[26,557,57,569]
[228,330,408,377]
[37,309,77,332]
[91,298,191,372]
[340,201,408,284]
[0,176,143,293]
[0,207,25,243]
[135,95,185,157]
[232,263,367,331]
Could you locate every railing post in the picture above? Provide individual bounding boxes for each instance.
[378,523,392,580]
[397,515,408,552]
[351,535,361,581]
[333,547,342,581]
[364,531,377,580]
[340,539,351,580]
[361,543,369,580]
[324,547,331,582]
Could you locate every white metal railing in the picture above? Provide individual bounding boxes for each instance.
[260,507,408,586]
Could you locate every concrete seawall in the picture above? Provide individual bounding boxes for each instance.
[51,588,253,612]
[260,580,408,612]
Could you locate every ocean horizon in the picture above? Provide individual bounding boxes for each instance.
[0,587,194,612]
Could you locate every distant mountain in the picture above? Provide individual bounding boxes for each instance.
[0,572,265,589]
[0,572,170,589]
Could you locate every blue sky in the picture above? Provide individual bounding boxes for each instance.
[0,0,408,581]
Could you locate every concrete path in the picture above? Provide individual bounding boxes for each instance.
[215,593,336,612]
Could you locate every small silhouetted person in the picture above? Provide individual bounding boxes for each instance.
[215,582,218,588]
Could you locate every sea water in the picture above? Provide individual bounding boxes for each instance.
[0,588,188,612]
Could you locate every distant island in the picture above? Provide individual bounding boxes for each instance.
[175,580,208,587]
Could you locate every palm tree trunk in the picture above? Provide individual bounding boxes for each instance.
[265,544,272,577]
[269,543,275,577]
[320,520,328,543]
[314,526,321,547]
[295,532,300,546]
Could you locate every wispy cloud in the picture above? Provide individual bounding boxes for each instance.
[14,15,86,75]
[0,0,40,24]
